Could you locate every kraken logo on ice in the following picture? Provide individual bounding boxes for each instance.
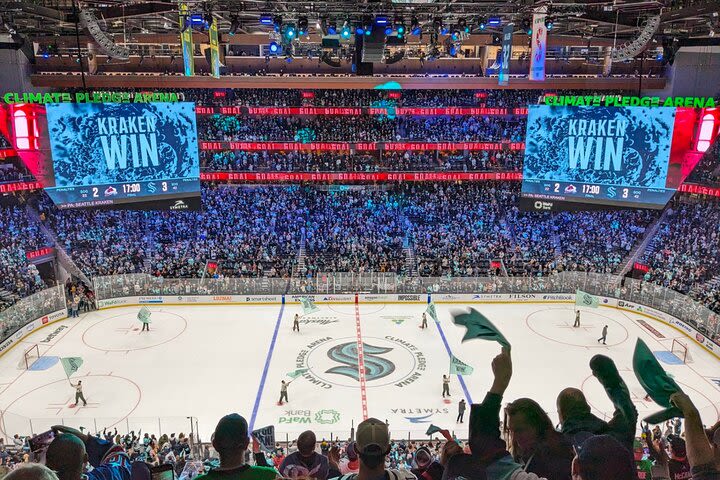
[325,342,396,381]
[299,336,427,389]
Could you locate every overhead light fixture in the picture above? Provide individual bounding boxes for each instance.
[411,16,421,35]
[488,16,502,27]
[229,16,240,35]
[298,17,308,35]
[268,41,280,54]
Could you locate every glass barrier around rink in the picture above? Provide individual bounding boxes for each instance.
[90,272,719,340]
[0,285,66,342]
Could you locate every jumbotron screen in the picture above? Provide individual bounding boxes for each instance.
[43,102,200,210]
[520,104,704,210]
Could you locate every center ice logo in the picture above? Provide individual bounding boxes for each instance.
[326,342,396,381]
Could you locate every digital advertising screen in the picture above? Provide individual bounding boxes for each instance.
[521,105,682,210]
[43,102,200,210]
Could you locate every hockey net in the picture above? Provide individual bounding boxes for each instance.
[671,339,693,364]
[22,344,40,370]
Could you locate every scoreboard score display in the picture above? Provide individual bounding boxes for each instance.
[43,102,200,210]
[520,103,716,211]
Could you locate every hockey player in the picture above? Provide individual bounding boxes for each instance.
[293,313,300,332]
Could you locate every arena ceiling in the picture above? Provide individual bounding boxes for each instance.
[1,0,719,42]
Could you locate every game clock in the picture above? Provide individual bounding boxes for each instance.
[43,102,201,210]
[519,104,700,210]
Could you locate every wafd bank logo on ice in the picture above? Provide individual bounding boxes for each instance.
[45,102,199,187]
[523,105,675,189]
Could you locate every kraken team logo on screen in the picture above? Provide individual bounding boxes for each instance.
[326,342,396,381]
[296,336,426,389]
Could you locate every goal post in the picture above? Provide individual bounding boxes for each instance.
[671,338,692,364]
[22,344,40,370]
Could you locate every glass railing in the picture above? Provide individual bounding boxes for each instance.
[0,285,66,344]
[90,272,719,340]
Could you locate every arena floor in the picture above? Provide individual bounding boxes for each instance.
[0,302,718,442]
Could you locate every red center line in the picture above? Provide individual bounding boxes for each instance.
[354,294,368,420]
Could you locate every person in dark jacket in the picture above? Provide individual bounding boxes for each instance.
[442,348,547,480]
[504,398,574,480]
[457,400,466,423]
[556,354,637,452]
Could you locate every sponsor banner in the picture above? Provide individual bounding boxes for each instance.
[98,297,136,308]
[179,3,195,76]
[196,107,526,117]
[199,141,525,152]
[432,293,481,302]
[529,7,547,81]
[242,295,281,303]
[397,294,424,302]
[499,24,513,86]
[200,171,523,183]
[541,294,575,301]
[208,21,220,79]
[138,296,163,304]
[316,294,355,303]
[360,294,395,303]
[637,319,666,338]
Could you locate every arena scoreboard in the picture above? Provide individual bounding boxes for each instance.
[43,102,200,210]
[521,103,716,211]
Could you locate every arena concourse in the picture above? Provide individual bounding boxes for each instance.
[0,2,719,479]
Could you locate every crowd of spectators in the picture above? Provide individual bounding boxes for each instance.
[200,150,523,172]
[198,115,525,143]
[180,88,630,108]
[641,200,720,302]
[0,204,48,313]
[506,202,658,276]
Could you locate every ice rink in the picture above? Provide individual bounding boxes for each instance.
[0,301,718,442]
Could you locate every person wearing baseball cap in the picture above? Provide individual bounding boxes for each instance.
[332,418,415,480]
[571,434,636,480]
[195,414,280,480]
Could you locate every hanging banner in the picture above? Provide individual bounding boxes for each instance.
[209,21,220,79]
[499,24,513,86]
[529,7,547,81]
[179,2,195,77]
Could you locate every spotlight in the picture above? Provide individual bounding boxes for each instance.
[229,15,240,35]
[341,26,351,39]
[451,30,459,41]
[384,26,393,35]
[364,29,371,36]
[355,26,365,35]
[411,17,421,35]
[545,18,553,30]
[522,19,532,35]
[284,24,296,40]
[298,17,308,35]
[488,16,502,27]
[441,26,449,35]
[458,18,468,33]
[327,22,337,34]
[268,41,280,54]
